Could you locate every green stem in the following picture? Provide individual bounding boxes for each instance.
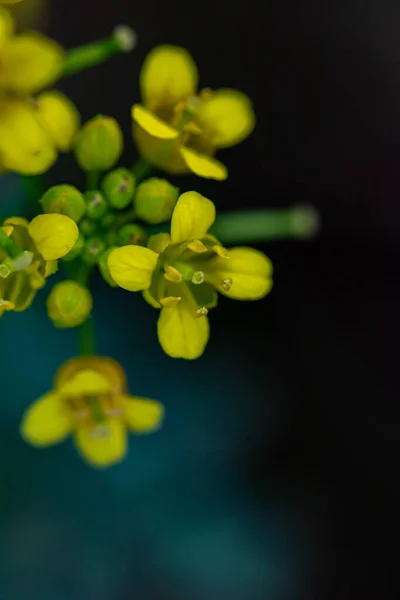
[0,229,21,258]
[78,317,96,356]
[86,171,100,190]
[132,158,153,184]
[62,26,137,78]
[210,205,320,244]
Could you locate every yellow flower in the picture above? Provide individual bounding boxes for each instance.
[0,6,79,174]
[21,356,164,469]
[132,45,255,181]
[0,213,78,316]
[108,191,272,359]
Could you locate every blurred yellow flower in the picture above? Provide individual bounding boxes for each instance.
[108,191,272,359]
[0,6,79,174]
[0,1,23,4]
[0,213,78,316]
[21,356,164,468]
[132,45,255,180]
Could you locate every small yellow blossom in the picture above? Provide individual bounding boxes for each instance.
[0,6,79,174]
[21,356,164,468]
[0,214,78,316]
[132,45,255,180]
[108,191,272,359]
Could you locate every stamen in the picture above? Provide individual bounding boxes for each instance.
[0,264,11,279]
[90,424,111,438]
[106,408,123,416]
[212,245,229,259]
[192,271,205,285]
[222,278,232,291]
[183,122,202,135]
[160,296,181,308]
[12,251,33,271]
[188,239,207,253]
[164,265,182,283]
[196,306,208,317]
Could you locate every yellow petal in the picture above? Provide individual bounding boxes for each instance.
[74,418,126,469]
[171,191,216,243]
[0,100,56,175]
[33,91,80,151]
[44,259,58,277]
[195,89,255,148]
[122,395,164,433]
[20,392,72,447]
[56,356,126,393]
[157,302,210,359]
[132,104,179,139]
[140,45,198,110]
[180,146,228,180]
[210,247,273,300]
[28,213,79,260]
[0,33,63,94]
[107,245,158,292]
[0,6,14,49]
[58,369,112,397]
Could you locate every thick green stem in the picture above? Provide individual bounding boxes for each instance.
[78,317,96,356]
[0,229,21,259]
[210,205,320,244]
[132,158,153,184]
[62,26,137,78]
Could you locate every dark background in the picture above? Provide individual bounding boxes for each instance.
[1,0,399,598]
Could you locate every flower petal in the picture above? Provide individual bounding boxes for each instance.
[157,302,210,359]
[34,91,80,151]
[209,247,273,300]
[28,213,79,260]
[0,33,63,94]
[20,392,72,447]
[56,356,126,393]
[140,45,198,110]
[0,100,56,175]
[108,245,158,292]
[0,6,14,49]
[74,419,127,469]
[171,191,216,243]
[58,369,112,397]
[132,104,179,139]
[180,146,227,180]
[122,395,164,433]
[196,89,255,148]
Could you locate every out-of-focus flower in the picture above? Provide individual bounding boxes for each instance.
[108,191,272,359]
[0,214,78,316]
[21,356,164,468]
[132,45,255,180]
[0,2,23,5]
[0,6,79,174]
[47,280,93,328]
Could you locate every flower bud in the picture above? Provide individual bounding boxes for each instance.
[101,213,116,229]
[82,236,107,265]
[39,185,86,223]
[117,224,147,246]
[102,168,135,209]
[84,190,108,220]
[47,281,93,328]
[74,116,123,171]
[61,232,85,262]
[98,247,118,287]
[134,178,179,224]
[79,218,97,237]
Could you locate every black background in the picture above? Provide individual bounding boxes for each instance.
[46,0,399,597]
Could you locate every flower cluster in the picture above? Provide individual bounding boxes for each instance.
[0,7,313,469]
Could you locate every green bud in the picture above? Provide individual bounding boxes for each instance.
[102,168,135,209]
[117,224,147,246]
[79,218,97,237]
[84,190,108,219]
[39,185,86,223]
[101,212,116,229]
[47,281,93,328]
[147,232,171,254]
[98,247,118,287]
[134,178,179,224]
[82,236,107,265]
[61,232,85,262]
[74,115,123,171]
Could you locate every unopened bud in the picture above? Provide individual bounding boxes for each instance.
[117,223,147,246]
[84,190,108,219]
[47,280,93,328]
[102,168,135,209]
[79,218,97,237]
[61,232,85,262]
[39,185,86,223]
[98,247,118,287]
[134,178,179,224]
[82,236,107,265]
[74,115,123,171]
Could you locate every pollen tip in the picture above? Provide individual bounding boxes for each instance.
[212,244,229,259]
[113,25,138,52]
[196,306,208,317]
[222,278,232,291]
[164,265,182,283]
[160,296,181,308]
[188,239,207,253]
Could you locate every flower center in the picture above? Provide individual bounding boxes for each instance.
[66,393,123,434]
